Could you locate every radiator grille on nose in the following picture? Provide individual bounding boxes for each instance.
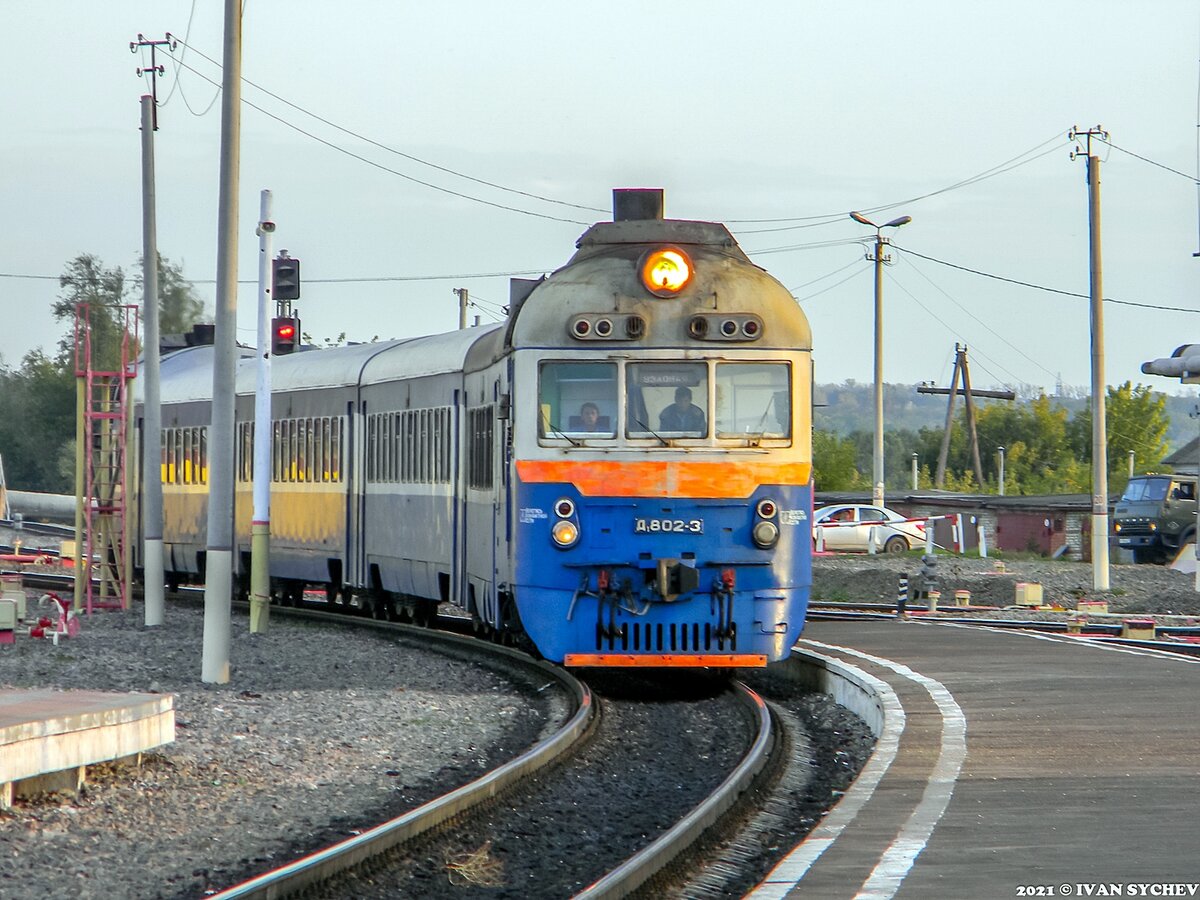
[594,621,737,653]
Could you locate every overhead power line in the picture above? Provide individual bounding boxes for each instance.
[1102,139,1200,183]
[167,37,607,217]
[898,247,1200,314]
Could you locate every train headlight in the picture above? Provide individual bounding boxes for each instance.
[640,247,692,297]
[554,498,575,518]
[552,519,580,548]
[756,498,778,519]
[752,520,779,549]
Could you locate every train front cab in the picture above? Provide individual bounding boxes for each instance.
[510,349,812,667]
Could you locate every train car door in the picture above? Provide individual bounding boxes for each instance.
[350,399,367,591]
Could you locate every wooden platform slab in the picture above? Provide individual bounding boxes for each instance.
[0,689,175,807]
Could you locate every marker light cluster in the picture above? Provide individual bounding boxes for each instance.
[551,497,580,548]
[569,314,647,341]
[752,497,780,549]
[687,314,764,342]
[640,247,693,297]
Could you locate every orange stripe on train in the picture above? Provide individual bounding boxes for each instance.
[515,459,811,498]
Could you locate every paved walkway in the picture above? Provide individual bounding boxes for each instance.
[756,619,1200,899]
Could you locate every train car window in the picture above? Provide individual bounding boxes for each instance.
[440,408,451,482]
[160,431,171,484]
[199,427,208,484]
[627,362,708,437]
[468,406,494,489]
[389,412,399,482]
[287,419,298,482]
[331,417,342,483]
[715,363,790,439]
[313,418,325,483]
[182,428,193,483]
[538,361,617,439]
[272,421,282,482]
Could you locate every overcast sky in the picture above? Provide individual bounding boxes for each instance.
[4,1,1199,396]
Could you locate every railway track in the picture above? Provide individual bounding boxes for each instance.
[101,592,782,898]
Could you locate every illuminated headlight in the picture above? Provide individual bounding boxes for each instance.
[1149,522,1158,532]
[640,246,693,297]
[552,520,580,547]
[752,520,779,549]
[1113,522,1122,533]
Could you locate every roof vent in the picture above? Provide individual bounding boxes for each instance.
[613,188,664,222]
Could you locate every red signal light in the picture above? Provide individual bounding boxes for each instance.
[271,316,300,355]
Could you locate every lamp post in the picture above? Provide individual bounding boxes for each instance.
[998,446,1006,496]
[850,211,912,508]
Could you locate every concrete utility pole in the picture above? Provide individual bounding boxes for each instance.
[1071,125,1110,591]
[998,446,1006,496]
[138,93,165,627]
[454,288,469,330]
[132,33,173,625]
[250,190,274,634]
[850,211,912,508]
[202,0,242,683]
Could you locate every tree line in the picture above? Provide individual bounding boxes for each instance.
[0,253,205,493]
[813,382,1171,497]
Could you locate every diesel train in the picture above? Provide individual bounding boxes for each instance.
[136,189,814,666]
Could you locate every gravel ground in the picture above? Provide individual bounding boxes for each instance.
[812,551,1200,621]
[0,604,564,900]
[2,542,1151,899]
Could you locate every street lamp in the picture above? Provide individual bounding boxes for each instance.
[997,446,1006,496]
[850,211,912,508]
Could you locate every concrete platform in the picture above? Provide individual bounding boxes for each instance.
[0,689,175,807]
[752,619,1200,899]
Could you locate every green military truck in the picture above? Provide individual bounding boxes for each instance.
[1113,473,1198,563]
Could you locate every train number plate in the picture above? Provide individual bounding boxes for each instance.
[634,518,704,534]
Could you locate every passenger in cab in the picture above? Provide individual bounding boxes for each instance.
[579,402,602,432]
[659,386,706,433]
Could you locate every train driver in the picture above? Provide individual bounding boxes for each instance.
[579,402,602,432]
[659,386,706,433]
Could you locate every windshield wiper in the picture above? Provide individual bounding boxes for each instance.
[631,415,669,447]
[540,409,580,447]
[744,396,779,447]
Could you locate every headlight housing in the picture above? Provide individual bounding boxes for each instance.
[551,519,580,548]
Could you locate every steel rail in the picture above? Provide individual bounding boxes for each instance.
[572,681,774,900]
[206,620,596,899]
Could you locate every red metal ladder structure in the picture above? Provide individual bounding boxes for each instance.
[74,302,139,613]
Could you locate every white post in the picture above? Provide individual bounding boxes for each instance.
[925,518,935,555]
[250,189,274,633]
[814,525,825,553]
[140,94,165,627]
[978,519,988,558]
[867,525,878,554]
[955,513,964,554]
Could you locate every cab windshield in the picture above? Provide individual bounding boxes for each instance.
[1120,477,1170,503]
[538,359,791,445]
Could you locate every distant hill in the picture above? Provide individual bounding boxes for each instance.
[814,382,1198,454]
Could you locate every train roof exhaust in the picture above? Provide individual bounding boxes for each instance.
[612,188,664,222]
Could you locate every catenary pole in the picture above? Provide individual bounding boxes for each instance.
[1073,126,1110,591]
[139,94,165,627]
[202,0,241,683]
[250,190,273,633]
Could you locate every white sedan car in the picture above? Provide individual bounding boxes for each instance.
[813,504,927,553]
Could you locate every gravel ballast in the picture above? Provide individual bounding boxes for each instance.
[0,549,1182,898]
[0,605,561,899]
